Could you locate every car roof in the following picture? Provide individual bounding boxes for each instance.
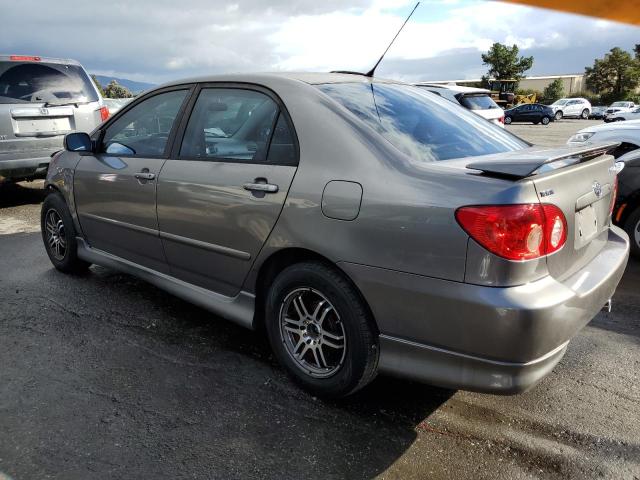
[414,83,491,94]
[580,119,640,133]
[0,54,82,66]
[157,72,405,90]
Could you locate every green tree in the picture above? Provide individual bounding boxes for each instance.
[634,43,640,61]
[91,75,105,97]
[542,78,565,103]
[103,80,133,99]
[584,47,640,103]
[481,43,534,82]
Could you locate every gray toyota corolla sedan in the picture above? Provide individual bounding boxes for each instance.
[41,73,629,398]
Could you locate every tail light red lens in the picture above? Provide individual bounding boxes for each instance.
[10,55,41,61]
[609,175,618,216]
[455,204,567,261]
[498,116,505,124]
[99,106,110,122]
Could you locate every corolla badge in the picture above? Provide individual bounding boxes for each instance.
[592,181,603,198]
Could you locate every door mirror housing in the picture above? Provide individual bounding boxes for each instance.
[64,132,93,152]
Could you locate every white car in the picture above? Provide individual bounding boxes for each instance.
[549,98,591,120]
[604,102,640,122]
[567,119,640,157]
[415,83,505,127]
[604,102,638,122]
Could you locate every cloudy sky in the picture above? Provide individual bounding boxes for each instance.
[1,0,639,84]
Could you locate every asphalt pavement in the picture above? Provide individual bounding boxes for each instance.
[0,121,639,480]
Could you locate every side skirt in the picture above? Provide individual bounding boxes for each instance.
[76,238,256,330]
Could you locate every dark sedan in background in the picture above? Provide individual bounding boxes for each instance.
[504,103,555,125]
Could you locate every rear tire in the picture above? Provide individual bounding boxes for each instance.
[541,116,550,125]
[265,261,378,398]
[555,111,563,121]
[581,109,589,119]
[623,207,640,260]
[41,191,90,274]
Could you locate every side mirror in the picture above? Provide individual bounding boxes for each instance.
[64,132,93,152]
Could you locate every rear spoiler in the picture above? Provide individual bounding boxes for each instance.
[466,142,620,179]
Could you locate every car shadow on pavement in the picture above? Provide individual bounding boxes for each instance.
[590,260,640,340]
[0,181,46,208]
[1,258,455,479]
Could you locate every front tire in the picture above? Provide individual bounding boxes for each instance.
[265,262,378,398]
[623,207,640,260]
[581,109,589,119]
[541,116,550,125]
[41,191,90,273]
[555,111,563,121]
[504,116,512,125]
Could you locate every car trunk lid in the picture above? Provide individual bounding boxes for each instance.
[10,104,75,137]
[466,143,620,280]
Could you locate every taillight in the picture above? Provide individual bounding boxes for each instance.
[498,116,505,124]
[10,55,41,61]
[609,176,618,216]
[99,106,110,122]
[455,204,567,261]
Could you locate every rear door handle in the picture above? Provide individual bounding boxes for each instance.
[135,172,156,180]
[243,182,278,193]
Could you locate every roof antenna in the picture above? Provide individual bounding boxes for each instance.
[365,2,420,77]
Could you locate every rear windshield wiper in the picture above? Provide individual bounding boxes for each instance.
[43,101,89,108]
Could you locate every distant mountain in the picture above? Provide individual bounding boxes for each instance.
[92,75,155,94]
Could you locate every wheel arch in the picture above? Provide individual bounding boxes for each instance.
[251,247,379,335]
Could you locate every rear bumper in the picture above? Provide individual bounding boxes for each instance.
[0,156,51,180]
[339,226,629,394]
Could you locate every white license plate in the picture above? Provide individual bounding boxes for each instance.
[575,205,598,247]
[15,117,71,134]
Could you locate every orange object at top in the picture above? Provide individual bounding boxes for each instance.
[501,0,640,25]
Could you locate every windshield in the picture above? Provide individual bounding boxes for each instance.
[611,102,628,107]
[0,61,98,104]
[458,94,500,110]
[317,82,527,162]
[552,99,568,106]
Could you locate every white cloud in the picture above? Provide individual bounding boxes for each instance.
[0,0,638,83]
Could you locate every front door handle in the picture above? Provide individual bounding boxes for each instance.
[135,172,156,181]
[243,182,278,193]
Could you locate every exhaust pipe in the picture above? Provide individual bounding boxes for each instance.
[602,299,612,313]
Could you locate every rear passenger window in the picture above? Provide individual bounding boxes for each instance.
[266,113,297,165]
[180,88,281,163]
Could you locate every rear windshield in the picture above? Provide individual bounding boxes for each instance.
[317,82,526,162]
[458,94,500,110]
[0,61,98,105]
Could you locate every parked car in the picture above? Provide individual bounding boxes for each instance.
[0,55,108,183]
[604,101,636,122]
[613,149,640,258]
[549,98,591,120]
[42,73,628,398]
[102,97,132,117]
[589,106,607,119]
[568,119,640,158]
[604,106,640,122]
[414,83,504,127]
[504,103,555,125]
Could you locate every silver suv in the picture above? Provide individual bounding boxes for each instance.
[0,55,107,183]
[42,73,629,398]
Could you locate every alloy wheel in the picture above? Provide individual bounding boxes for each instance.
[45,209,67,261]
[278,287,347,378]
[634,218,640,250]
